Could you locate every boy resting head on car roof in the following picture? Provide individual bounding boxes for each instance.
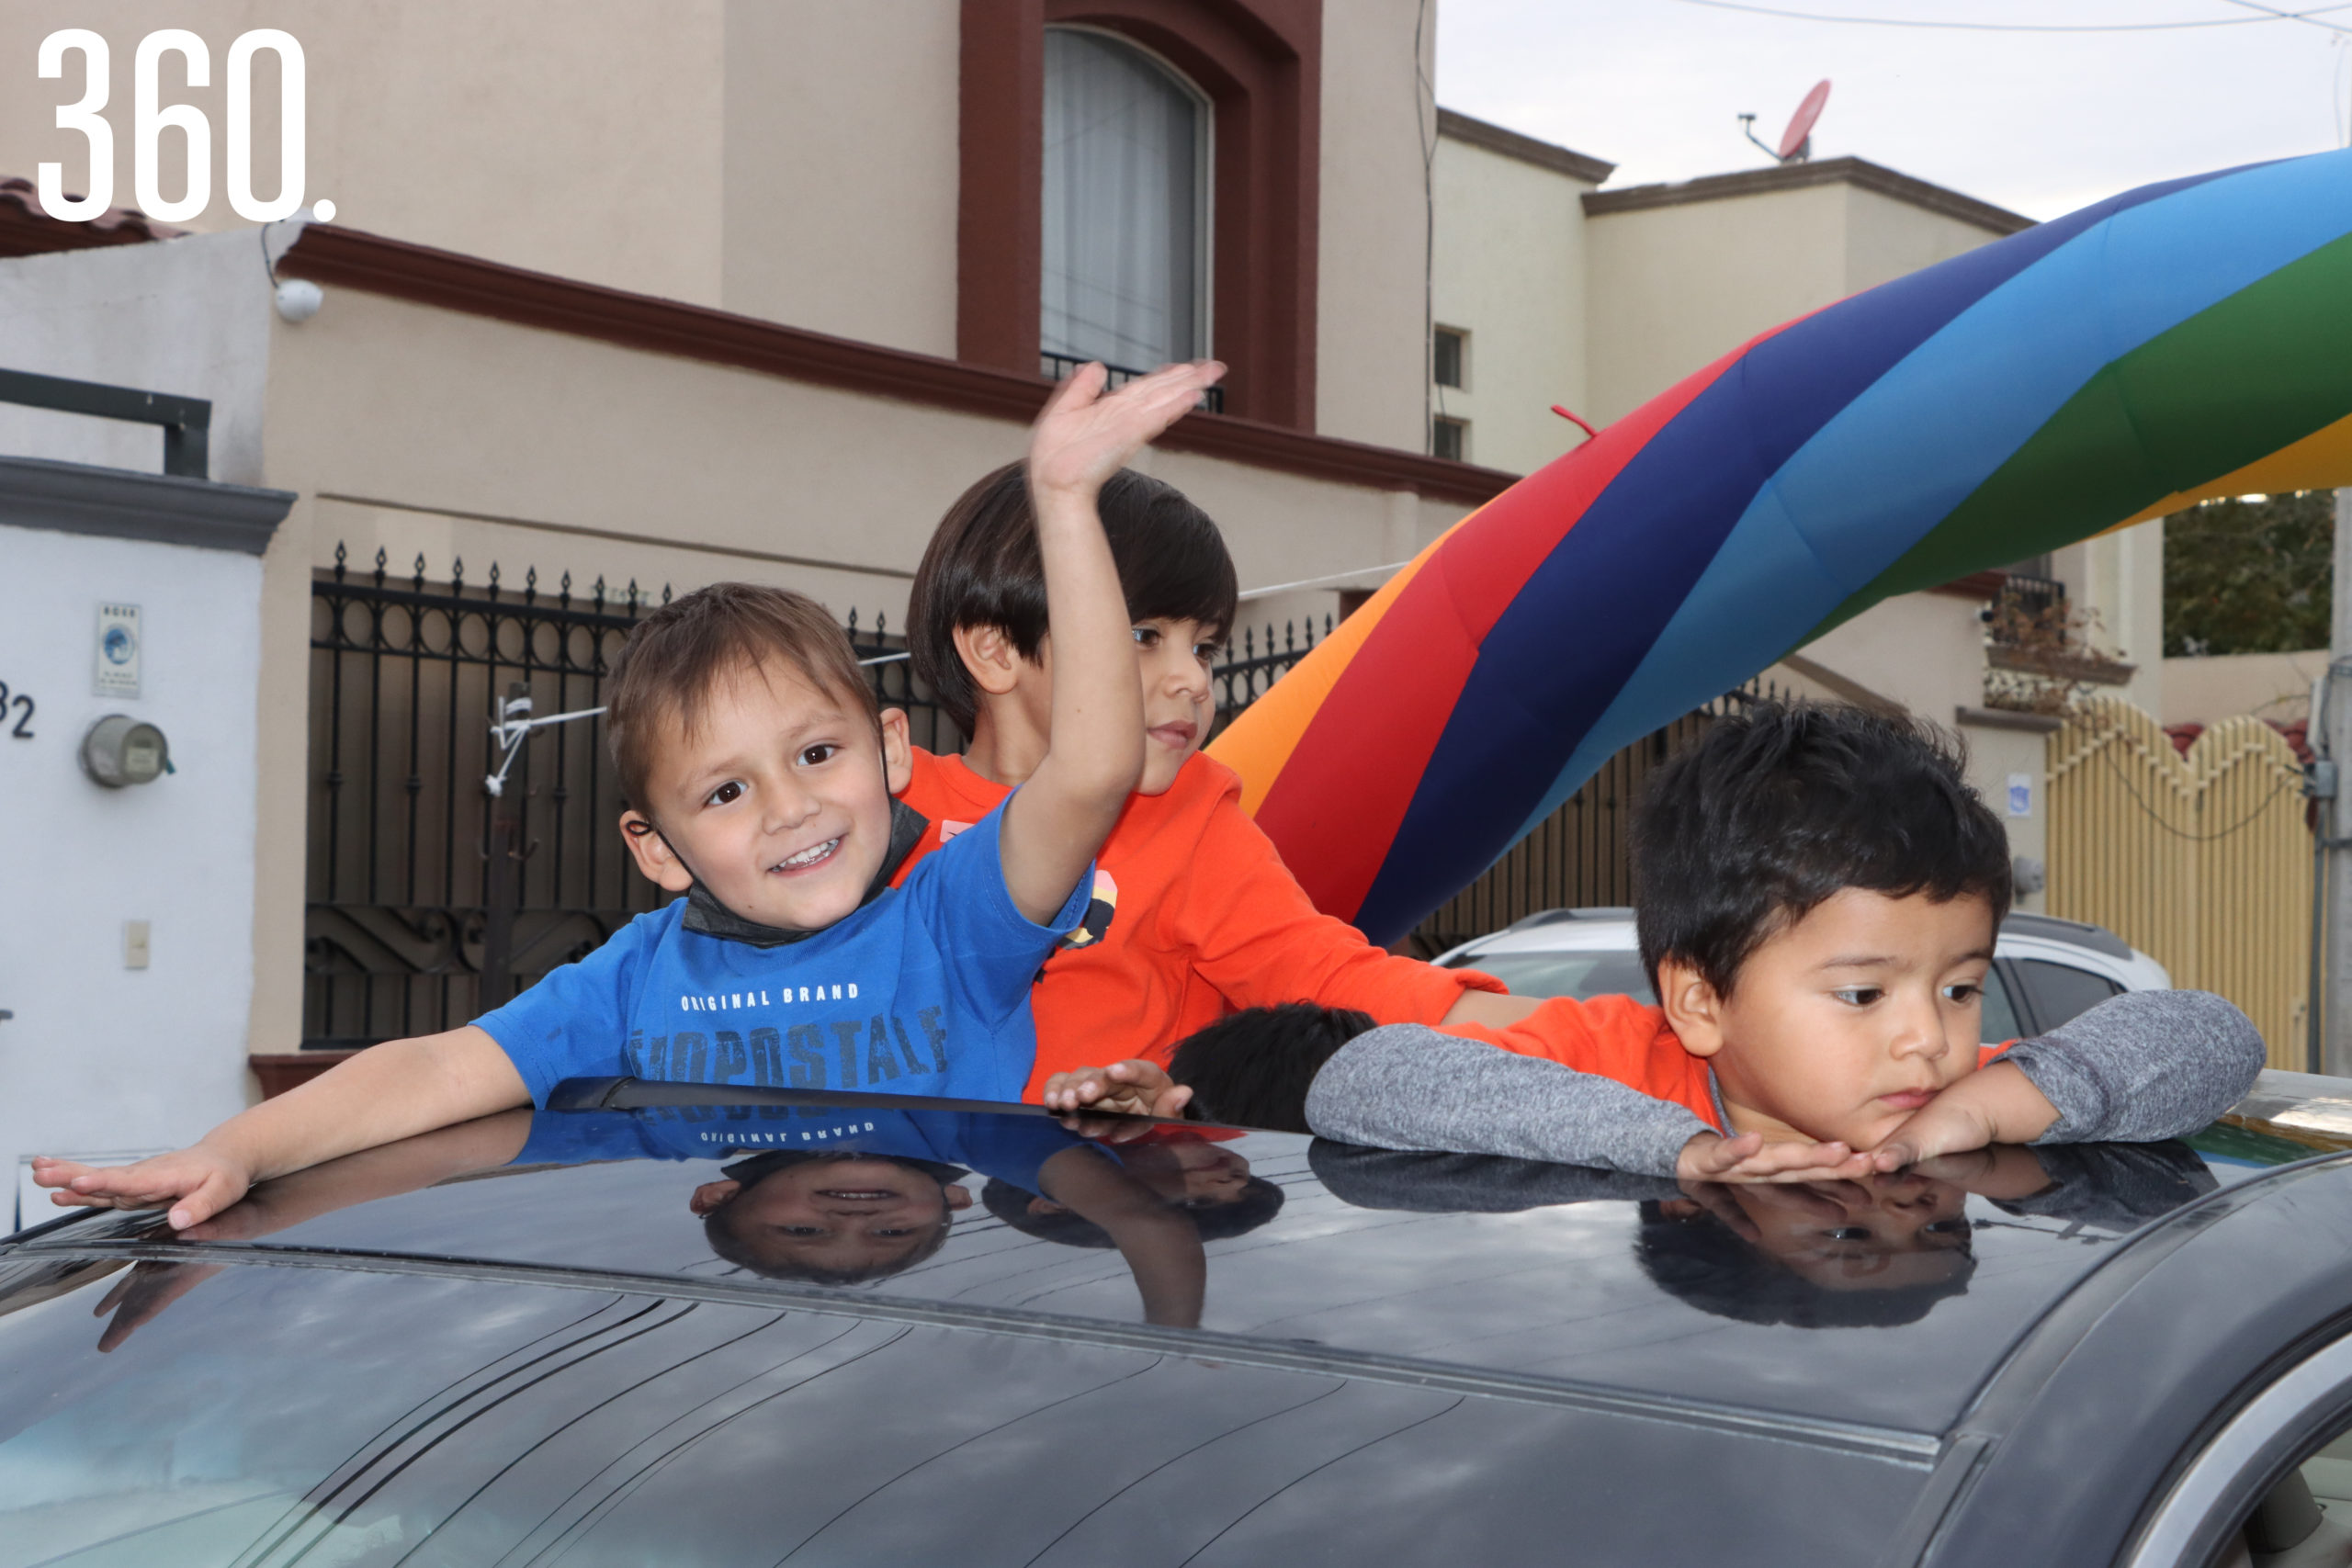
[1046,702,2266,1180]
[33,360,1223,1234]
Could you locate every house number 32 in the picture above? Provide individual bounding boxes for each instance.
[0,682,37,739]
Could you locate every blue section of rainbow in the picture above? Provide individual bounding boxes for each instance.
[1208,149,2352,942]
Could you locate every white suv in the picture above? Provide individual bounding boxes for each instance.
[1433,909,2171,1042]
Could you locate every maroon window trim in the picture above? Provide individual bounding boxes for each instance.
[958,0,1321,431]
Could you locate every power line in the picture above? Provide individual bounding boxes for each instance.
[2220,0,2352,37]
[1671,0,2352,32]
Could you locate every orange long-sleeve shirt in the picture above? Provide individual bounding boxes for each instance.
[1448,994,2011,1131]
[894,748,1504,1099]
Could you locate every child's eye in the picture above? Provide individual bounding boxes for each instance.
[1132,626,1160,649]
[1826,1225,1872,1242]
[1193,642,1223,666]
[1830,987,1883,1007]
[1943,983,1982,1004]
[777,1224,827,1238]
[798,743,840,767]
[706,780,745,807]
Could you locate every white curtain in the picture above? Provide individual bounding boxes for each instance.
[1041,28,1204,370]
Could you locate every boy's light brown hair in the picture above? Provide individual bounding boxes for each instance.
[606,581,876,815]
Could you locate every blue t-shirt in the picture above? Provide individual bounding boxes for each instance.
[478,800,1088,1107]
[514,1102,1091,1198]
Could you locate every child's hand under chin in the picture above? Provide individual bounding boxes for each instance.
[1867,1063,2061,1171]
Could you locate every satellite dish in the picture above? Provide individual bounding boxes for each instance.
[1778,79,1830,163]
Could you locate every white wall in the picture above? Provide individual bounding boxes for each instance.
[0,523,264,1228]
[720,0,962,354]
[2165,649,2326,727]
[1316,0,1437,452]
[0,233,273,485]
[2051,516,2165,716]
[0,1,729,309]
[1430,133,1594,478]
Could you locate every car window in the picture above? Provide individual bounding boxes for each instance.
[1981,964,2025,1046]
[2015,958,2124,1032]
[2132,1336,2352,1568]
[1450,950,1657,1005]
[2199,1425,2352,1567]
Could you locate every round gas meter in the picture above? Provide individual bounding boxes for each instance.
[82,715,171,787]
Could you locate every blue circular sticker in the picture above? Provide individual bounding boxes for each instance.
[103,626,134,665]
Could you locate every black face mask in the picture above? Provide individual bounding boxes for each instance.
[679,797,931,947]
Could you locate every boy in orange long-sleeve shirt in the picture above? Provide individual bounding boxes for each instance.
[893,461,1533,1100]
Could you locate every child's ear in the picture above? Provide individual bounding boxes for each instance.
[943,1181,974,1213]
[622,810,695,894]
[951,623,1026,697]
[1657,956,1729,1059]
[878,707,913,795]
[688,1179,741,1215]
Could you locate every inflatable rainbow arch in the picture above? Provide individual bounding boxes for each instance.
[1210,148,2352,943]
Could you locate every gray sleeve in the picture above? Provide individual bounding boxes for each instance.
[2005,989,2266,1145]
[1303,1023,1713,1177]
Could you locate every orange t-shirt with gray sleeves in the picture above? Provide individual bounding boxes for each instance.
[893,748,1506,1100]
[1443,993,2015,1131]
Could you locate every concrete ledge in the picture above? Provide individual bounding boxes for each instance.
[0,456,295,555]
[1957,705,2064,733]
[1987,642,2137,686]
[1583,156,2032,236]
[1436,108,1615,185]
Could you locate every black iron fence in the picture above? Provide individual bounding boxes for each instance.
[304,548,956,1048]
[1403,676,1786,957]
[305,543,1750,1043]
[1212,614,1331,734]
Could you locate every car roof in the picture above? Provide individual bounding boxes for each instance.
[1449,907,2149,968]
[12,1079,2346,1448]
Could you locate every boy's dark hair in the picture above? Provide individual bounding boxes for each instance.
[1630,700,2013,997]
[1167,1004,1377,1134]
[979,1173,1287,1246]
[607,581,876,814]
[1633,1201,1975,1329]
[909,461,1240,739]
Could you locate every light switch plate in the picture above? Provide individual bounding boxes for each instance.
[124,920,150,970]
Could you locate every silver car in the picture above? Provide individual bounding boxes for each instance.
[1434,908,2172,1041]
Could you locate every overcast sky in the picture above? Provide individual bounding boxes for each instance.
[1435,0,2352,220]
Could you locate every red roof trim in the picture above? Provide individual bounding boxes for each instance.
[0,176,184,260]
[277,224,1516,507]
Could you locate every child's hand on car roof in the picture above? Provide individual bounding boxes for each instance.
[31,1145,253,1233]
[1027,359,1225,505]
[1041,1059,1193,1134]
[1676,1130,1878,1186]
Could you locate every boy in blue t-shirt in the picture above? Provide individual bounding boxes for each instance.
[35,358,1227,1235]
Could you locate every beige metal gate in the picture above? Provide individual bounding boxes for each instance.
[2046,696,2312,1067]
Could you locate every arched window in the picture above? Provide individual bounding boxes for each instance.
[1040,28,1209,372]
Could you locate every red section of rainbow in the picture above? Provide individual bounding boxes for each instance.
[1231,341,1753,921]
